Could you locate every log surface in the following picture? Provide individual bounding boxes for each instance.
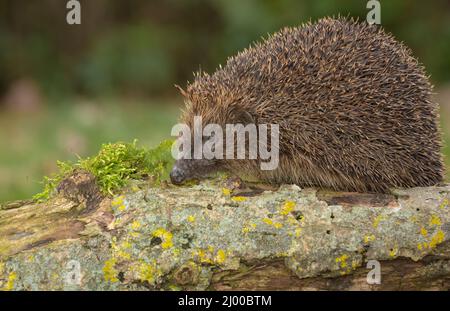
[0,173,449,290]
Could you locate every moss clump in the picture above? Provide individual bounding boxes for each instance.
[34,139,174,201]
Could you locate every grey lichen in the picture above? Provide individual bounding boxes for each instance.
[0,179,449,290]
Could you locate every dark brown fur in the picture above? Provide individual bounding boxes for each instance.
[175,17,444,193]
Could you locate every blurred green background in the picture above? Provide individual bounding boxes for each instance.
[0,0,449,202]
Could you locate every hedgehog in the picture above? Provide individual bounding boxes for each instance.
[170,17,444,193]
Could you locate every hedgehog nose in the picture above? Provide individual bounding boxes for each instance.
[170,166,185,185]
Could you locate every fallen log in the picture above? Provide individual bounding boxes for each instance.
[0,171,449,290]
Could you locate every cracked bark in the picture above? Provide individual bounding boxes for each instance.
[0,172,449,290]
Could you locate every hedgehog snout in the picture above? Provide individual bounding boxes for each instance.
[170,158,219,185]
[170,164,187,185]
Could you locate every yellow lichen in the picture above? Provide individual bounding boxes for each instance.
[429,215,442,227]
[131,220,141,230]
[222,188,231,196]
[262,218,273,225]
[335,254,349,268]
[373,215,385,228]
[242,222,257,233]
[194,249,208,263]
[50,272,59,283]
[111,238,132,260]
[274,222,283,229]
[191,247,228,265]
[339,258,358,276]
[121,241,132,249]
[111,196,124,206]
[172,248,181,257]
[152,228,173,249]
[231,196,247,202]
[117,250,130,260]
[363,234,376,243]
[287,215,298,225]
[109,218,122,229]
[161,236,173,249]
[4,272,16,291]
[192,249,213,264]
[280,201,296,215]
[262,217,282,228]
[409,215,419,223]
[112,195,127,211]
[168,284,182,291]
[439,198,449,209]
[420,227,428,237]
[138,261,156,284]
[131,185,140,193]
[103,258,119,283]
[215,249,226,264]
[295,227,302,237]
[429,230,445,249]
[389,247,398,258]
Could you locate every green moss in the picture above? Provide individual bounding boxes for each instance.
[34,139,174,201]
[32,161,75,202]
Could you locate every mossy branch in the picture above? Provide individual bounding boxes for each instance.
[33,139,174,201]
[0,173,449,290]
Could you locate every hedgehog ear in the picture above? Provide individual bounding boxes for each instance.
[231,107,256,125]
[241,110,256,124]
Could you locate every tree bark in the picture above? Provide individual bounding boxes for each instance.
[0,171,449,290]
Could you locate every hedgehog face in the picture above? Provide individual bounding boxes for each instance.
[170,133,222,185]
[170,158,218,185]
[170,82,259,185]
[170,94,229,184]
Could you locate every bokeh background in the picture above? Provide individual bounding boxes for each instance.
[1,0,450,202]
